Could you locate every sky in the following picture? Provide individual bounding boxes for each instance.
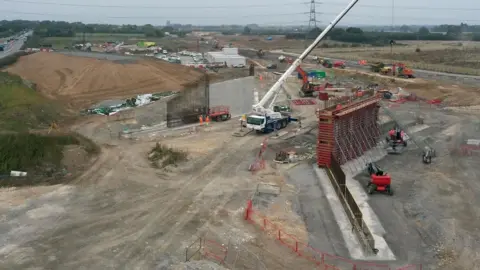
[0,0,478,26]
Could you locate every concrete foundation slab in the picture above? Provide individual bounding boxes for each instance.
[340,145,396,261]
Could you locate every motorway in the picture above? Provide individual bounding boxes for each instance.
[0,30,32,59]
[239,48,480,86]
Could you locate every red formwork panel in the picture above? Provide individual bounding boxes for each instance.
[318,98,381,166]
[317,115,334,167]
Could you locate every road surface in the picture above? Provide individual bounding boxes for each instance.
[239,48,480,86]
[0,30,32,59]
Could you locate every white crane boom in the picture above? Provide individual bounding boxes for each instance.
[252,0,360,114]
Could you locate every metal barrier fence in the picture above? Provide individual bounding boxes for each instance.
[185,234,267,269]
[185,236,203,262]
[185,236,227,265]
[328,155,376,255]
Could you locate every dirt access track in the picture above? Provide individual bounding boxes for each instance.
[6,52,204,110]
[0,73,319,270]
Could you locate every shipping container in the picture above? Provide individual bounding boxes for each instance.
[206,52,246,67]
[222,47,238,55]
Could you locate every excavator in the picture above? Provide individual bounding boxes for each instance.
[297,66,325,97]
[297,66,347,97]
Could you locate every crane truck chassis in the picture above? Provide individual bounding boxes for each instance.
[246,113,297,133]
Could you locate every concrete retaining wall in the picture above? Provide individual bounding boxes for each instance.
[107,109,136,122]
[209,76,255,117]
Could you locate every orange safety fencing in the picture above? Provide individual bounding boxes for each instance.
[203,239,228,264]
[244,200,423,270]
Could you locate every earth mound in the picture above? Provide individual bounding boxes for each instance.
[7,52,204,109]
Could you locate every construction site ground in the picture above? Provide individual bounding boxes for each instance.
[0,70,324,270]
[363,101,480,269]
[0,116,317,269]
[2,46,480,270]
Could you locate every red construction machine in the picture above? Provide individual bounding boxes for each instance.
[366,162,393,195]
[385,126,408,153]
[296,66,338,97]
[208,106,231,121]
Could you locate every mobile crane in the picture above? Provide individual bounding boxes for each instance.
[245,0,360,133]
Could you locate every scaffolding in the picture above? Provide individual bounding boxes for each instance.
[317,95,382,167]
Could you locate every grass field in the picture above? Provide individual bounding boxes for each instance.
[222,35,480,76]
[297,41,480,76]
[0,71,98,178]
[0,72,65,132]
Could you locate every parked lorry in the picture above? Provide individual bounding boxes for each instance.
[209,106,231,121]
[246,113,297,133]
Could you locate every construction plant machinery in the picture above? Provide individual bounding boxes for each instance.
[371,62,415,78]
[257,49,265,58]
[296,66,348,97]
[383,63,415,78]
[318,58,346,69]
[246,0,360,133]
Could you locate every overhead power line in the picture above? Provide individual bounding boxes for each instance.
[0,0,308,9]
[317,1,480,11]
[2,0,479,11]
[2,9,478,23]
[0,10,309,19]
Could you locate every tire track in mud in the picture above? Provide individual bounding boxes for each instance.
[64,63,97,95]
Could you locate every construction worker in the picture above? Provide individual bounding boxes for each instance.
[198,115,204,126]
[395,127,402,140]
[205,115,210,126]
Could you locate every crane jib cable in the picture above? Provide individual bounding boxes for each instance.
[253,0,359,113]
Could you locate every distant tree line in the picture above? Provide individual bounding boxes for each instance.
[284,26,466,45]
[0,20,189,39]
[1,19,479,43]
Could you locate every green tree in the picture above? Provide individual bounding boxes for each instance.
[418,27,430,36]
[345,27,363,34]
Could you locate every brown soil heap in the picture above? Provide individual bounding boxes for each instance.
[7,52,204,109]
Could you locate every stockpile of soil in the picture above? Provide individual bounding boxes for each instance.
[6,52,204,109]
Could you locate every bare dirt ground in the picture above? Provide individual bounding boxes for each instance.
[6,52,204,110]
[329,68,480,106]
[0,104,320,270]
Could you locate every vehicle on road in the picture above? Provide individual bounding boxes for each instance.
[233,63,245,68]
[266,63,277,69]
